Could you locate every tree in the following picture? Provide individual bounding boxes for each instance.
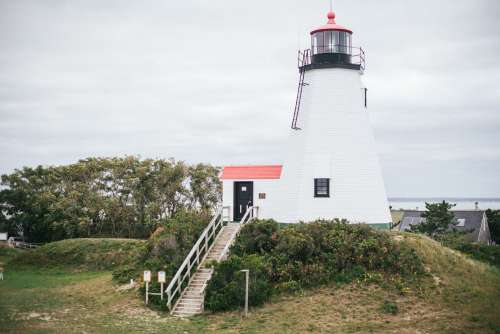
[410,201,457,237]
[0,157,223,242]
[486,209,500,244]
[187,164,221,212]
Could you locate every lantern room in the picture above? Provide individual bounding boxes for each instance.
[310,11,355,66]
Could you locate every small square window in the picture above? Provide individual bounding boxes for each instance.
[314,178,330,198]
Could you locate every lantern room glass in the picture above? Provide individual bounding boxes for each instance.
[311,31,352,55]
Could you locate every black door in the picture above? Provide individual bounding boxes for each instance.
[233,182,253,221]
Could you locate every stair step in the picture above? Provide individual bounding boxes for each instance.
[171,224,244,317]
[185,288,203,293]
[179,299,203,302]
[175,303,204,307]
[175,307,202,312]
[175,308,202,312]
[177,302,203,310]
[173,311,202,317]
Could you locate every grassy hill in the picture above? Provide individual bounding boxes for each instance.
[0,234,499,333]
[10,238,147,270]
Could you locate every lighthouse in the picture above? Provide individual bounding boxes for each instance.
[221,9,392,228]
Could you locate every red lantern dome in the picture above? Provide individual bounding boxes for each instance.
[310,11,353,35]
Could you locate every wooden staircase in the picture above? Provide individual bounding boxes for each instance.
[171,223,241,317]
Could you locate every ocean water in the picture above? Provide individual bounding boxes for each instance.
[388,198,500,211]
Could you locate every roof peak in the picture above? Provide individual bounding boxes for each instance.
[310,10,352,35]
[327,11,336,23]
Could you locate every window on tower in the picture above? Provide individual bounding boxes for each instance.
[312,31,352,55]
[314,178,330,198]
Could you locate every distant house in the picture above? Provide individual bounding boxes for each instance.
[393,210,492,244]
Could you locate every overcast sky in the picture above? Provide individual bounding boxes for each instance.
[1,0,499,197]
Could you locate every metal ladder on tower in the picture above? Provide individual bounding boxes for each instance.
[291,49,310,130]
[166,206,259,317]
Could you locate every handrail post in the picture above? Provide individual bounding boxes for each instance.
[205,230,208,252]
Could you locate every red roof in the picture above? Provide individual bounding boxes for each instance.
[220,165,283,180]
[310,11,352,34]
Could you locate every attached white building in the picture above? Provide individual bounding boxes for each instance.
[221,10,392,229]
[221,165,283,222]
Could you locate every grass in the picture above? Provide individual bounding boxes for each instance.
[12,238,147,270]
[402,233,500,332]
[0,235,499,333]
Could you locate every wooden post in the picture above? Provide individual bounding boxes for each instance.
[143,270,151,305]
[241,269,249,317]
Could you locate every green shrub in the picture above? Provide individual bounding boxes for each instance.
[127,209,217,309]
[204,220,426,312]
[454,243,500,267]
[231,219,279,256]
[112,265,139,284]
[275,280,303,294]
[439,232,500,267]
[276,227,314,262]
[13,238,147,270]
[204,254,273,312]
[380,300,398,315]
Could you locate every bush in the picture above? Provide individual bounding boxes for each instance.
[380,300,398,315]
[204,254,273,312]
[457,243,500,267]
[439,232,500,267]
[204,220,426,312]
[111,209,211,289]
[13,238,148,271]
[230,219,279,256]
[486,209,500,244]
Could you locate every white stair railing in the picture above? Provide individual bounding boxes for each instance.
[240,206,259,225]
[218,206,260,262]
[165,206,230,311]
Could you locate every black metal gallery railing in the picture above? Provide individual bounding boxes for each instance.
[298,46,366,72]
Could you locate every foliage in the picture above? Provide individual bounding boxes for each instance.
[205,220,426,312]
[12,238,147,271]
[439,232,500,267]
[4,209,213,286]
[2,234,500,333]
[455,243,500,267]
[486,209,500,244]
[230,219,279,256]
[112,209,211,285]
[410,201,457,237]
[204,255,273,312]
[0,157,221,242]
[380,300,398,315]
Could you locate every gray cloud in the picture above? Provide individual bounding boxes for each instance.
[1,0,499,197]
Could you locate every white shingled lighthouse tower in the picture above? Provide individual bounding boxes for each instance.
[221,9,391,228]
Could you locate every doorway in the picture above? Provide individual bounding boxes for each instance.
[233,181,253,221]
